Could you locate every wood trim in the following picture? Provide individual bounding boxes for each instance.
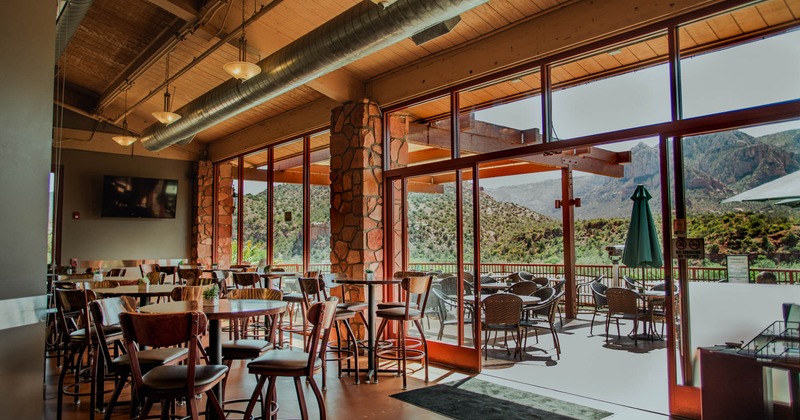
[428,341,480,373]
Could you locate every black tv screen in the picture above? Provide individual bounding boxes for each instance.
[102,176,178,218]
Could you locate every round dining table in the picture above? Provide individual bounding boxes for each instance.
[332,277,401,383]
[140,299,287,420]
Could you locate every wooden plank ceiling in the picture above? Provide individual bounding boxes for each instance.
[56,0,798,163]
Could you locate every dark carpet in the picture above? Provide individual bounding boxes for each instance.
[391,378,613,420]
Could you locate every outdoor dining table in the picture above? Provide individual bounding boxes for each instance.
[479,283,513,293]
[463,293,541,306]
[332,277,401,383]
[91,284,178,307]
[140,299,287,420]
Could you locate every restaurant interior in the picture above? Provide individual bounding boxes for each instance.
[2,0,800,418]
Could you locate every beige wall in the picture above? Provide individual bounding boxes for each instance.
[0,0,53,417]
[57,149,194,264]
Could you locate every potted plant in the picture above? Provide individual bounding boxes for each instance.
[138,277,150,292]
[202,285,220,306]
[365,269,374,281]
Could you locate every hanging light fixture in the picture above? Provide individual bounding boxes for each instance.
[112,84,139,146]
[152,52,181,125]
[223,0,261,81]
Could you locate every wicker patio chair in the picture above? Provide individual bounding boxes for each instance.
[589,281,609,335]
[481,293,523,361]
[605,287,649,344]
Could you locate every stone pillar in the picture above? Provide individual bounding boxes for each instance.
[329,99,384,279]
[216,162,235,268]
[192,160,214,266]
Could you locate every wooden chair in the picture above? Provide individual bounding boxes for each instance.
[242,299,338,420]
[481,293,523,361]
[299,277,359,387]
[170,285,212,302]
[375,275,433,389]
[377,271,425,310]
[89,297,188,419]
[145,271,166,285]
[119,311,228,420]
[605,287,650,344]
[178,268,203,285]
[232,272,261,289]
[54,288,123,420]
[106,268,126,277]
[138,264,160,278]
[221,288,283,413]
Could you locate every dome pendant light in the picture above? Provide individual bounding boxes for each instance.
[152,52,181,125]
[112,85,139,146]
[223,0,261,81]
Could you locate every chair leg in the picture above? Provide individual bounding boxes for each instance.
[294,376,309,420]
[414,320,429,383]
[243,374,267,420]
[551,325,561,359]
[187,394,200,420]
[373,318,389,384]
[343,319,360,384]
[308,375,327,420]
[205,388,226,419]
[104,372,127,420]
[138,398,154,420]
[590,309,597,334]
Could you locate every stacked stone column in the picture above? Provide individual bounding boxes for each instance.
[330,99,384,278]
[192,160,214,267]
[216,162,235,268]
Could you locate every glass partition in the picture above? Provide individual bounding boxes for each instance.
[388,95,452,169]
[309,132,332,273]
[241,150,268,267]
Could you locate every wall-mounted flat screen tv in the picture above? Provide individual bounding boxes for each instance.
[102,176,178,218]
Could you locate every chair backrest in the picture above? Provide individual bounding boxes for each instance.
[228,287,283,301]
[106,268,126,277]
[622,275,639,290]
[146,271,166,285]
[139,263,160,277]
[393,270,424,279]
[531,277,549,287]
[304,298,339,375]
[546,291,565,322]
[232,272,261,288]
[438,276,459,295]
[55,288,91,345]
[509,281,537,296]
[85,280,119,289]
[119,311,207,392]
[482,293,522,326]
[462,271,475,283]
[402,275,433,316]
[178,268,202,284]
[551,279,566,294]
[299,277,328,307]
[518,271,534,281]
[89,296,137,366]
[590,281,609,308]
[479,275,497,285]
[506,272,525,283]
[170,285,212,302]
[532,286,555,303]
[606,287,641,316]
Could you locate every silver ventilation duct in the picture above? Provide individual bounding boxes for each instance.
[55,0,95,60]
[140,0,487,151]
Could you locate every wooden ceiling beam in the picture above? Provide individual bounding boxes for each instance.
[145,0,199,21]
[408,148,452,164]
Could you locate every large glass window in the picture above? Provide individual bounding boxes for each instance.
[680,3,800,118]
[460,69,543,155]
[272,139,304,268]
[309,132,332,273]
[550,34,671,139]
[241,150,268,267]
[388,95,452,169]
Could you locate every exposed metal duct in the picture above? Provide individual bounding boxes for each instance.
[55,0,95,60]
[140,0,488,151]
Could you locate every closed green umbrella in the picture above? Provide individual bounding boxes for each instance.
[622,185,663,269]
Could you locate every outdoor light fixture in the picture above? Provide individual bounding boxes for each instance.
[223,0,261,81]
[152,53,181,125]
[112,85,139,146]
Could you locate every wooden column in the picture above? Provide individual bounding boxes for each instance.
[561,166,577,318]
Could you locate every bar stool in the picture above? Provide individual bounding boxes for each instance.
[242,298,338,420]
[374,274,433,389]
[299,277,360,387]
